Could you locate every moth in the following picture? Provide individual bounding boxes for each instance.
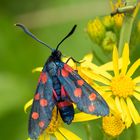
[16,24,109,139]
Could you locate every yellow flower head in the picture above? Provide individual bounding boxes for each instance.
[90,43,140,128]
[87,18,106,44]
[102,115,125,137]
[110,0,124,27]
[102,31,117,51]
[102,16,115,29]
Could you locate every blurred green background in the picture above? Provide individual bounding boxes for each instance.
[1,0,140,140]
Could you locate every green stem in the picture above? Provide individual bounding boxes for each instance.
[85,123,93,140]
[118,15,134,56]
[118,0,138,56]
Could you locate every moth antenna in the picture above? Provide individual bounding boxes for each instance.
[56,25,77,51]
[15,23,54,51]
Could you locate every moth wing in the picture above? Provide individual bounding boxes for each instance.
[58,63,109,116]
[29,70,55,139]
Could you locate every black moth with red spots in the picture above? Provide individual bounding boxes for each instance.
[16,23,109,139]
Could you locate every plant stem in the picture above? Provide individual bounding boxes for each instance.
[85,123,93,140]
[118,15,134,56]
[118,0,138,56]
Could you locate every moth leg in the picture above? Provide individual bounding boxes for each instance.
[65,57,80,64]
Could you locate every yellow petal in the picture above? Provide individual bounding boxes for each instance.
[100,92,112,100]
[24,99,33,113]
[101,86,111,91]
[27,138,30,140]
[121,43,129,75]
[84,63,112,80]
[58,127,82,140]
[127,59,140,77]
[99,58,123,71]
[81,69,111,85]
[135,86,140,93]
[120,98,132,128]
[133,76,140,84]
[133,92,140,101]
[115,96,125,121]
[113,45,119,77]
[105,97,119,115]
[54,131,65,140]
[46,135,50,140]
[82,53,93,62]
[126,97,140,124]
[32,67,43,73]
[73,112,100,122]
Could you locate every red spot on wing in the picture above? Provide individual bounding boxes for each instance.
[64,64,73,72]
[40,99,48,107]
[39,121,45,128]
[89,93,97,101]
[57,101,72,108]
[77,80,84,86]
[74,88,82,97]
[32,112,39,120]
[61,69,69,77]
[88,105,95,112]
[34,93,40,100]
[39,73,48,84]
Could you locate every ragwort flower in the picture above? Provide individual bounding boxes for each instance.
[93,43,140,128]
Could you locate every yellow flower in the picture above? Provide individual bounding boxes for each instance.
[87,18,106,44]
[102,31,117,51]
[88,43,140,128]
[110,0,124,27]
[102,16,114,29]
[102,114,125,137]
[25,68,100,140]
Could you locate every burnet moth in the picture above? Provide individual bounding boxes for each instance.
[16,24,109,139]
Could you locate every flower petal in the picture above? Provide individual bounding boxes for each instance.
[101,86,111,91]
[121,43,129,75]
[120,98,132,128]
[115,96,125,121]
[106,97,118,114]
[134,86,140,93]
[99,58,123,71]
[82,53,93,62]
[73,112,100,122]
[133,92,140,101]
[127,59,140,77]
[32,67,43,73]
[24,99,33,113]
[81,69,111,85]
[113,45,119,77]
[126,97,140,124]
[85,63,112,80]
[133,76,140,84]
[54,131,65,140]
[58,127,82,140]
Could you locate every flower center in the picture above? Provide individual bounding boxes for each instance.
[46,107,63,134]
[102,115,125,137]
[111,75,135,98]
